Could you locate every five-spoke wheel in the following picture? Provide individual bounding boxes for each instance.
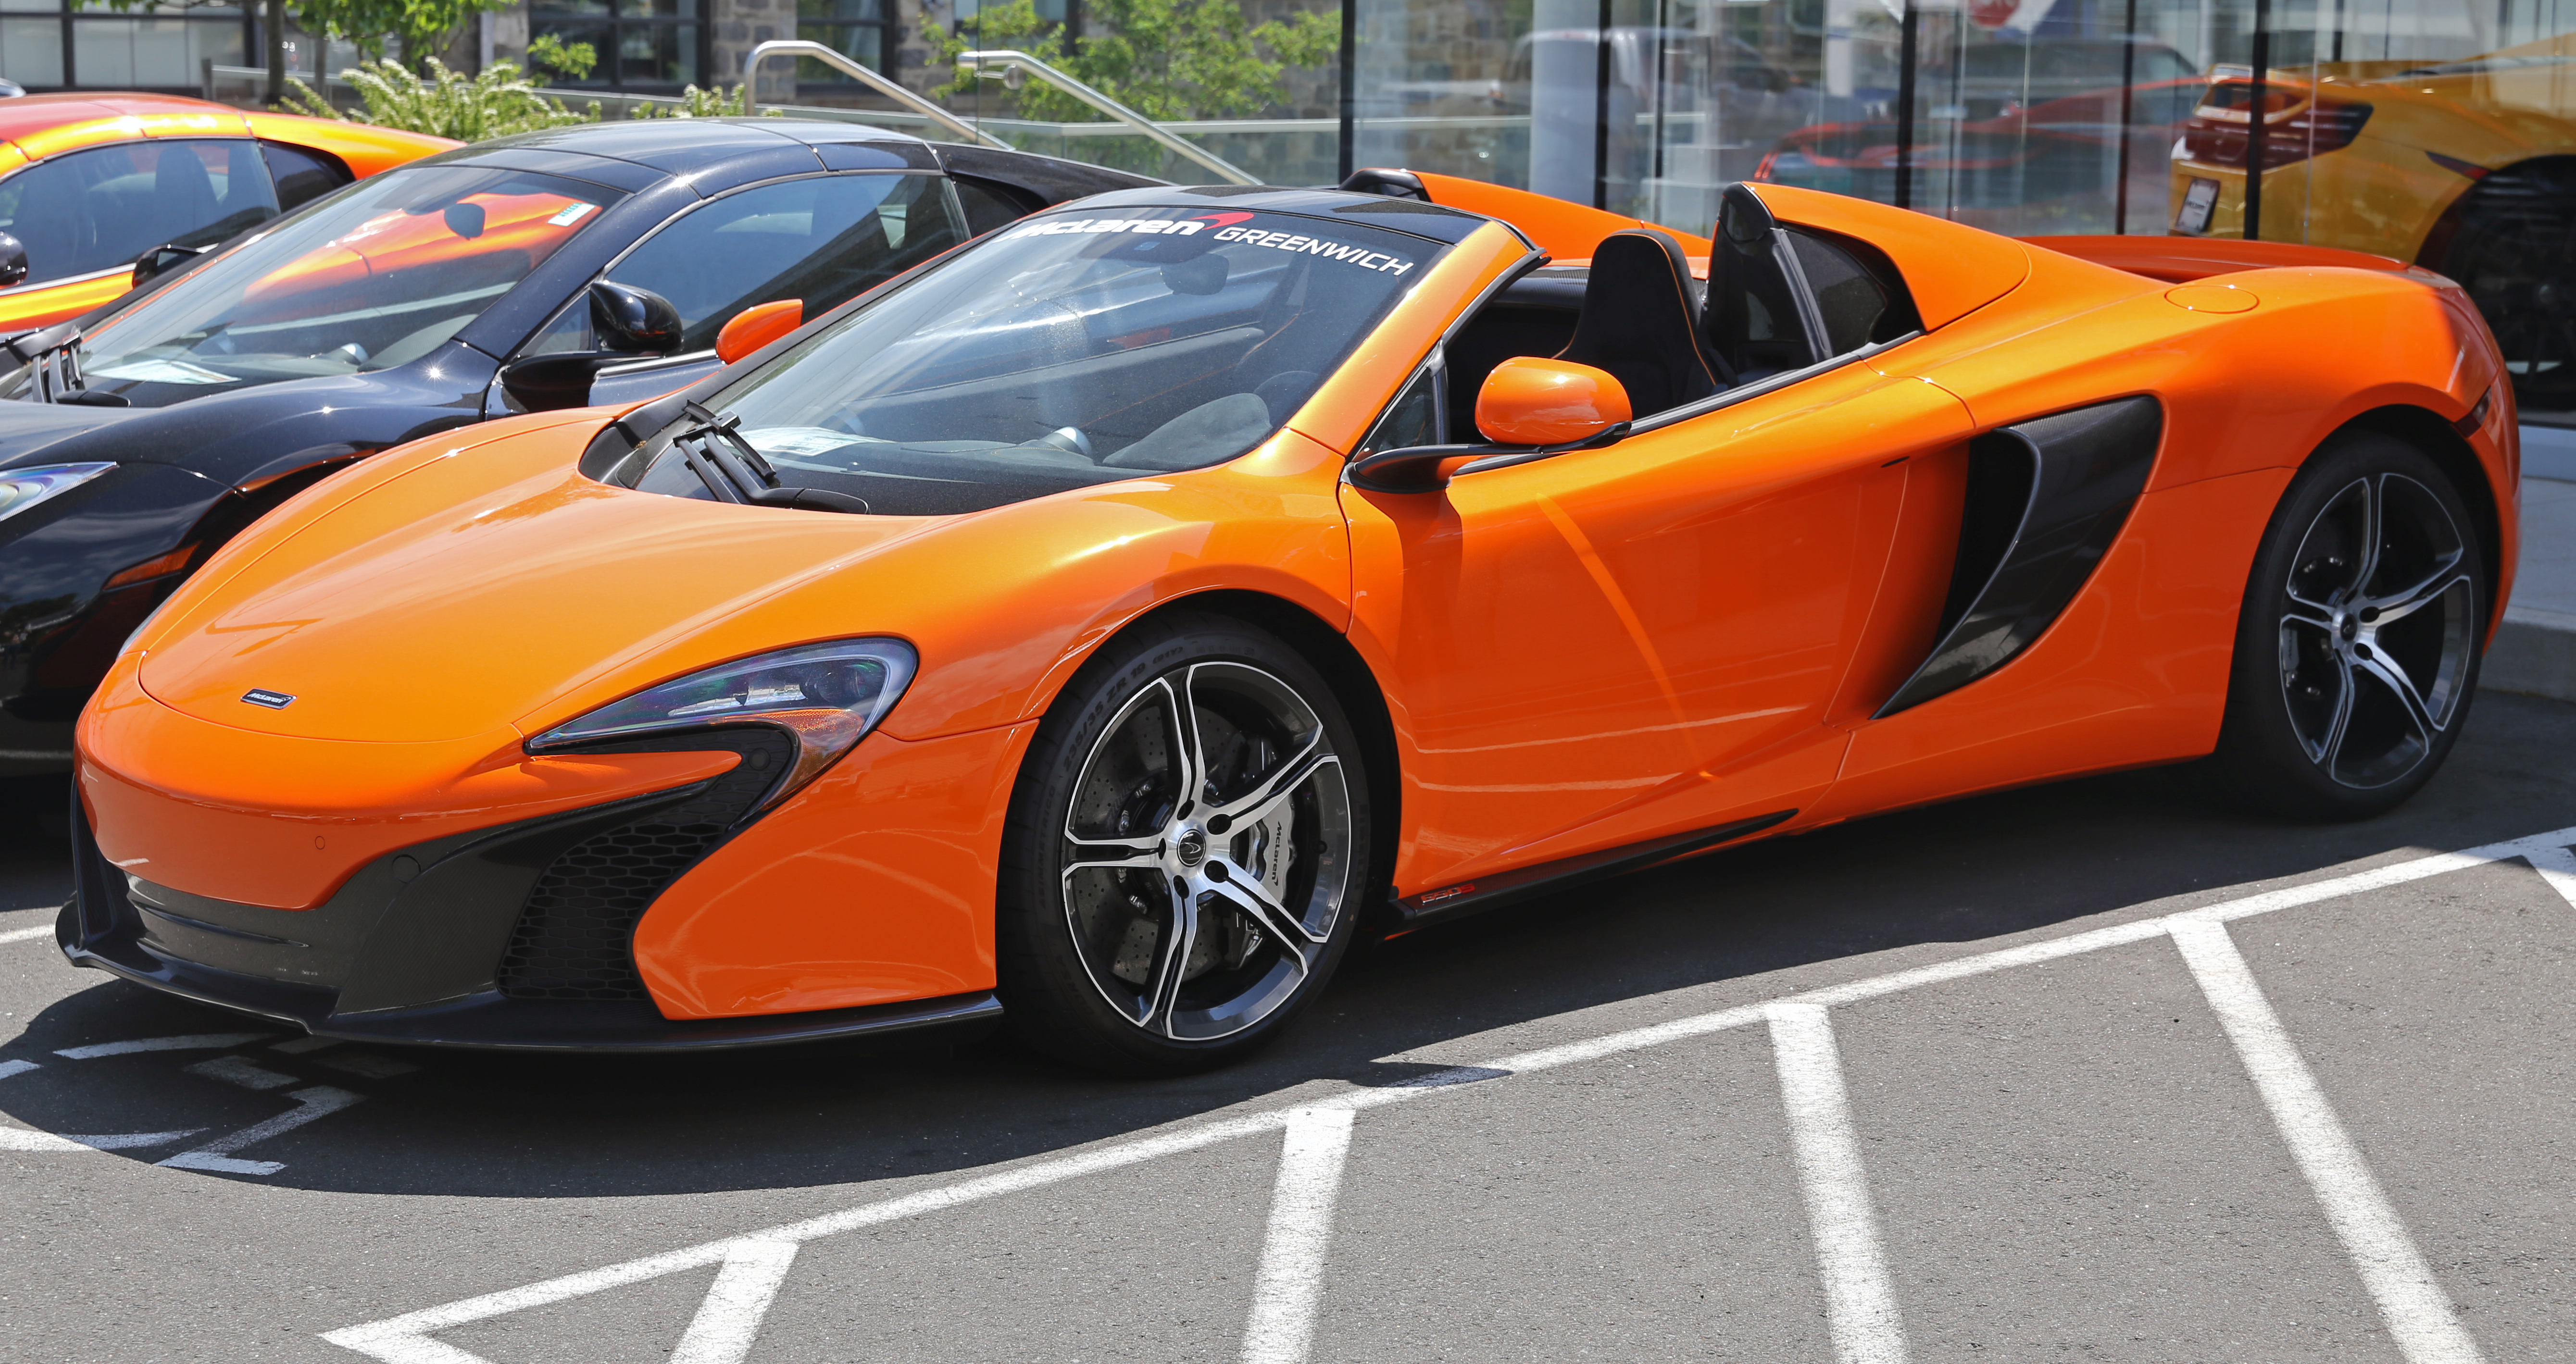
[999,614,1371,1072]
[2218,432,2487,818]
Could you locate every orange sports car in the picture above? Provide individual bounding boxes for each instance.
[0,94,455,334]
[61,176,2513,1073]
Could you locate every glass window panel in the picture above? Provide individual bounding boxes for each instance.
[70,16,133,84]
[0,16,62,84]
[530,18,612,82]
[0,0,58,13]
[0,139,277,285]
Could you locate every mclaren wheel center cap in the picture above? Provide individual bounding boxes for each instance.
[1175,828,1208,868]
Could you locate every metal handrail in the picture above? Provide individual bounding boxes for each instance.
[744,40,1013,149]
[955,49,1259,185]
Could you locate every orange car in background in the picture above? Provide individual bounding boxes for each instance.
[64,177,2512,1075]
[0,94,454,333]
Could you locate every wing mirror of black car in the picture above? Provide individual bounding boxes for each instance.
[499,281,690,412]
[131,243,204,289]
[0,231,27,289]
[591,280,685,355]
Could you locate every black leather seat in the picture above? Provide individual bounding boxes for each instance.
[1554,229,1726,417]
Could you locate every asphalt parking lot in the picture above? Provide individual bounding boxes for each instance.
[5,690,2575,1364]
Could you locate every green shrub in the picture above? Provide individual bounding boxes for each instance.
[281,57,600,140]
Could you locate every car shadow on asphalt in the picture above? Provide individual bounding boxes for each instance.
[5,690,2572,1200]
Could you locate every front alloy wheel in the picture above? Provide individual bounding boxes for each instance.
[999,614,1371,1072]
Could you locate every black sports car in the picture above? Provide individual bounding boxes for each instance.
[0,118,1150,774]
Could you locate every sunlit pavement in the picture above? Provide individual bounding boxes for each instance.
[5,690,2574,1363]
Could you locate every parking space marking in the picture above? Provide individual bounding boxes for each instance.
[55,1032,274,1059]
[0,1126,204,1152]
[669,1240,800,1364]
[0,1058,37,1081]
[2173,919,2488,1364]
[1241,1107,1358,1364]
[1768,1002,1909,1364]
[1,923,54,944]
[158,1085,363,1176]
[186,1055,301,1091]
[321,823,2576,1364]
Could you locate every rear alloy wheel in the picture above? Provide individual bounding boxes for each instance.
[2215,433,2485,819]
[997,614,1369,1074]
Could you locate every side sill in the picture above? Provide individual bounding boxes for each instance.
[1389,810,1796,931]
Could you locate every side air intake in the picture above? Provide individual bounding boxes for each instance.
[1877,396,2163,718]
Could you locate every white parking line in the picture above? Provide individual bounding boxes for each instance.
[1768,1001,1909,1364]
[1240,1107,1358,1364]
[1,923,53,944]
[669,1240,800,1364]
[321,823,2576,1364]
[158,1085,363,1176]
[55,1032,273,1059]
[2173,919,2488,1364]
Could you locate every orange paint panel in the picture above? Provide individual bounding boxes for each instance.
[1807,466,2295,824]
[1410,171,1714,260]
[138,428,920,745]
[240,112,460,175]
[13,109,247,160]
[79,654,738,910]
[0,272,131,333]
[1826,437,1972,728]
[635,723,1033,1018]
[1344,361,1971,894]
[1892,262,2498,493]
[1748,183,2035,330]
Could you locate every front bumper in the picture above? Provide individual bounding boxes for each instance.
[59,772,1000,1052]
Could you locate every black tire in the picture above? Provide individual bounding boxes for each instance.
[2434,158,2576,414]
[2212,431,2487,820]
[995,611,1373,1075]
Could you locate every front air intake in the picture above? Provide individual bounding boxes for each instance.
[497,728,794,1001]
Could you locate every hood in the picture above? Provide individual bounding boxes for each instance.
[138,419,935,744]
[0,400,134,470]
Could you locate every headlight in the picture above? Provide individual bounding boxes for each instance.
[526,638,918,807]
[0,462,114,527]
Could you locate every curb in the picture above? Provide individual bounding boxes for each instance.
[2525,424,2576,483]
[2485,605,2576,704]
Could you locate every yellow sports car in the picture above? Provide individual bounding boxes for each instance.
[2168,32,2576,411]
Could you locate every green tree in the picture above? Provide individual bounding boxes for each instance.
[525,32,599,83]
[927,0,1337,122]
[293,0,515,71]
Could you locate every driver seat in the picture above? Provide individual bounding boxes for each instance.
[1553,229,1727,418]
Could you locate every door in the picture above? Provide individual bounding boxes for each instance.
[1343,186,1976,896]
[1347,364,1971,895]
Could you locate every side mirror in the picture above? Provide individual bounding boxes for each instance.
[590,280,685,355]
[716,298,802,365]
[131,243,203,289]
[0,232,27,288]
[1475,357,1632,445]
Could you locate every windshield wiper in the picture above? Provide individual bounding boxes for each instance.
[2,322,89,404]
[673,402,870,514]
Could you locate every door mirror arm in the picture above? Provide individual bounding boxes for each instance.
[1346,422,1631,494]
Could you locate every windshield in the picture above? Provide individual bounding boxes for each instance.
[619,205,1447,515]
[13,164,624,408]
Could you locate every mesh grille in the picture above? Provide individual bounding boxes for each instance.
[498,730,792,1001]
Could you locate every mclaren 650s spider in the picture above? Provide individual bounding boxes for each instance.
[63,177,2515,1073]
